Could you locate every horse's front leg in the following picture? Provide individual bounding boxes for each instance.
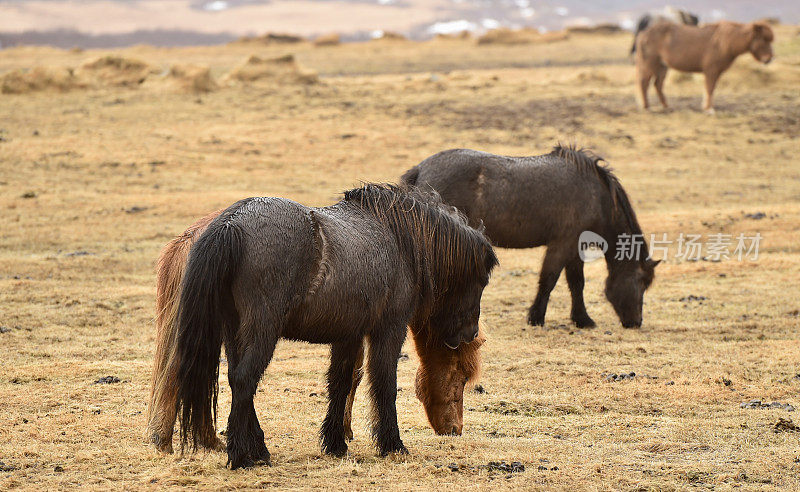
[528,246,567,326]
[321,338,364,456]
[366,322,408,456]
[343,341,365,441]
[565,258,595,328]
[702,69,721,113]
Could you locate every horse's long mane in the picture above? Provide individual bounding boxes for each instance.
[343,183,497,328]
[551,144,643,237]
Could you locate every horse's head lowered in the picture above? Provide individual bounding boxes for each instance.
[346,183,497,435]
[414,328,485,435]
[413,205,497,434]
[749,22,774,64]
[605,257,659,328]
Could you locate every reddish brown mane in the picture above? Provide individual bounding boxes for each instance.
[411,326,484,435]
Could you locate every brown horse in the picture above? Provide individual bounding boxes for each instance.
[146,209,486,453]
[402,145,658,329]
[635,20,774,112]
[149,184,496,468]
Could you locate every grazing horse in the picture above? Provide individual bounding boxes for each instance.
[630,6,699,55]
[146,207,487,454]
[166,184,497,469]
[635,21,774,112]
[402,145,658,329]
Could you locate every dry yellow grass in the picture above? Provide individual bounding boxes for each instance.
[477,28,569,46]
[1,26,799,490]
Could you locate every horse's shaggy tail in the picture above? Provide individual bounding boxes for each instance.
[146,234,193,450]
[175,216,244,451]
[400,165,419,187]
[146,211,221,452]
[630,15,651,55]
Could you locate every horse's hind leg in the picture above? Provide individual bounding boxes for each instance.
[343,340,365,441]
[224,309,279,470]
[321,338,364,456]
[636,61,653,110]
[565,258,595,328]
[528,246,568,326]
[654,64,669,109]
[367,322,408,456]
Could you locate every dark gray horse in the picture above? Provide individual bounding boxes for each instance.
[630,6,699,55]
[402,145,658,329]
[173,184,497,469]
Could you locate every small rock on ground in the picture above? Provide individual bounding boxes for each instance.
[94,376,121,384]
[740,399,795,411]
[603,372,658,382]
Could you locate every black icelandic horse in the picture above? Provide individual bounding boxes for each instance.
[402,145,658,329]
[173,184,497,469]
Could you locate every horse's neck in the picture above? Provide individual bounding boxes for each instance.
[716,23,751,60]
[602,219,644,266]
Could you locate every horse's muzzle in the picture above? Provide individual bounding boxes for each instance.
[444,325,479,349]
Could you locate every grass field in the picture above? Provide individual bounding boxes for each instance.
[1,27,800,490]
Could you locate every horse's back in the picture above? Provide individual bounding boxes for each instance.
[411,149,605,248]
[220,197,320,306]
[217,197,411,342]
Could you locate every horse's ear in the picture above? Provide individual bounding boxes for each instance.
[646,258,661,269]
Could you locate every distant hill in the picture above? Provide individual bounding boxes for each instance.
[1,0,797,48]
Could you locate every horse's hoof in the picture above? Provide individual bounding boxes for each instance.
[151,437,174,454]
[227,454,255,470]
[379,440,408,457]
[383,446,409,457]
[344,428,354,441]
[572,316,596,328]
[322,439,348,457]
[527,313,545,326]
[253,443,271,465]
[203,436,226,453]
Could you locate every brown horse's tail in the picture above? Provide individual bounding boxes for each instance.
[630,15,651,55]
[146,211,221,452]
[175,214,244,451]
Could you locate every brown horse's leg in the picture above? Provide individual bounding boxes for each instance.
[702,70,720,112]
[343,340,365,441]
[565,258,595,328]
[321,338,363,456]
[527,246,568,326]
[636,64,653,109]
[654,65,669,109]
